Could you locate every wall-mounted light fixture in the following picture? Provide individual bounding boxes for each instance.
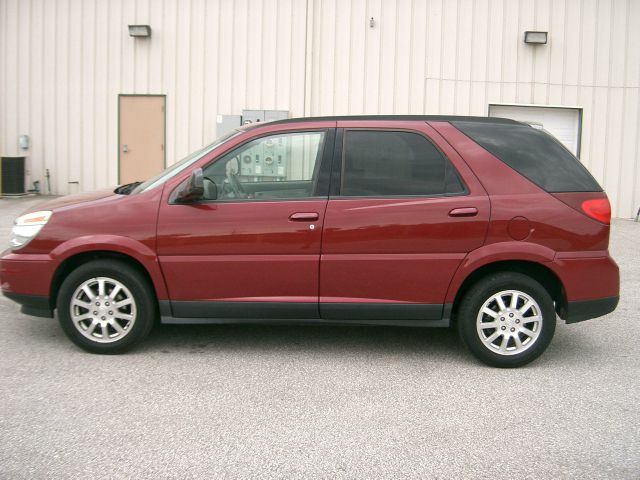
[524,31,548,45]
[128,25,151,38]
[369,17,375,28]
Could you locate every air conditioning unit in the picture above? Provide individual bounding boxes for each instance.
[1,156,26,195]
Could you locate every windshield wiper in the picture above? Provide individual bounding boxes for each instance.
[114,181,142,195]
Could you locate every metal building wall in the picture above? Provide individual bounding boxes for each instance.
[307,0,640,218]
[1,0,639,217]
[0,0,308,196]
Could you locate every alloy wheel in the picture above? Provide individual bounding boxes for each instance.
[476,289,542,356]
[69,277,137,343]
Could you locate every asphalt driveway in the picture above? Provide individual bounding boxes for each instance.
[0,195,638,479]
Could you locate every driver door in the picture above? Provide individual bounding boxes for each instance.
[156,129,333,320]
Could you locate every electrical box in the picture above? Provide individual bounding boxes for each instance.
[216,114,242,137]
[241,109,289,125]
[264,110,289,122]
[217,110,290,133]
[218,110,291,179]
[241,109,265,125]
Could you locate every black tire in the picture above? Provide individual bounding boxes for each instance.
[457,272,556,368]
[56,259,156,354]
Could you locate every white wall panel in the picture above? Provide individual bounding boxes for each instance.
[0,0,308,195]
[604,88,624,206]
[363,0,382,114]
[0,0,639,217]
[378,0,397,113]
[347,0,366,114]
[333,0,349,114]
[394,0,412,114]
[409,0,427,114]
[306,0,640,217]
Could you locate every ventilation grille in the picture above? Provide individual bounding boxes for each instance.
[1,156,26,195]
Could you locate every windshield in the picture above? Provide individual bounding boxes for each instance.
[130,129,242,194]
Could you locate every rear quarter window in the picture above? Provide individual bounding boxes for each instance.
[452,121,602,192]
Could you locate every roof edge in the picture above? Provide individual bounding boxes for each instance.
[257,115,523,127]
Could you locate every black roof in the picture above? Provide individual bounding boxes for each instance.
[258,115,523,127]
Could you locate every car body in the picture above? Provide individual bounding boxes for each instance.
[0,116,619,366]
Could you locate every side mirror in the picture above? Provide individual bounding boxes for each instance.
[175,168,204,203]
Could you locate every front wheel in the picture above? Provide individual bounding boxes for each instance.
[56,260,156,354]
[457,272,556,368]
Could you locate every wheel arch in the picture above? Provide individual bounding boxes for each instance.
[449,260,567,321]
[50,250,163,312]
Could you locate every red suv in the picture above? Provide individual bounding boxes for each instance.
[0,116,619,367]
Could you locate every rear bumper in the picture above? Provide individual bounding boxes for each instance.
[565,296,619,323]
[552,251,620,322]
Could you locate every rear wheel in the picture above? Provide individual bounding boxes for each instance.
[56,260,156,354]
[457,272,556,368]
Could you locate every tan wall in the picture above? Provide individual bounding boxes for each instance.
[1,0,639,217]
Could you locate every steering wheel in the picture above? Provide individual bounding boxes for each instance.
[203,176,217,200]
[226,172,247,198]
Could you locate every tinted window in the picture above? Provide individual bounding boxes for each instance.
[453,121,602,192]
[341,130,465,196]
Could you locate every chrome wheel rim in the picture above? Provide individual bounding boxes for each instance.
[69,277,137,344]
[476,290,542,356]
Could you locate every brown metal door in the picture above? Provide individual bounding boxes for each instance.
[118,95,165,184]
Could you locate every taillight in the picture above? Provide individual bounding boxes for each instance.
[581,198,611,224]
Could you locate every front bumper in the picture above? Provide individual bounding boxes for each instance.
[1,251,55,318]
[2,292,52,318]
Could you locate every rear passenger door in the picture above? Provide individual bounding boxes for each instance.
[319,121,490,321]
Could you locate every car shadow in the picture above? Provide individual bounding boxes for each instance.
[11,309,602,368]
[138,321,606,368]
[137,322,467,361]
[6,306,465,361]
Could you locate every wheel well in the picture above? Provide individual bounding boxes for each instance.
[450,260,566,321]
[50,251,156,311]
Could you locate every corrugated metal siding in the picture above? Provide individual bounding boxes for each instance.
[1,0,639,216]
[0,0,308,196]
[308,0,640,217]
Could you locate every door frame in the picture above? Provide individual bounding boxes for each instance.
[117,94,167,184]
[155,125,337,321]
[318,122,489,323]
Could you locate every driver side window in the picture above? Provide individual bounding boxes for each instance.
[202,131,325,201]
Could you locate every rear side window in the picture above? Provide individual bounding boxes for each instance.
[453,121,602,192]
[341,130,465,197]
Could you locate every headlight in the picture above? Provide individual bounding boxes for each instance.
[10,211,52,249]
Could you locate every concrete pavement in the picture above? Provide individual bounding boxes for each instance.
[0,195,638,479]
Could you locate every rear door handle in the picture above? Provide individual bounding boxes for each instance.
[448,207,478,217]
[289,212,319,222]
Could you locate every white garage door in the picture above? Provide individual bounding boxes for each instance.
[488,104,582,156]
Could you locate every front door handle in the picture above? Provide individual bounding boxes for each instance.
[289,212,319,222]
[448,207,478,217]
